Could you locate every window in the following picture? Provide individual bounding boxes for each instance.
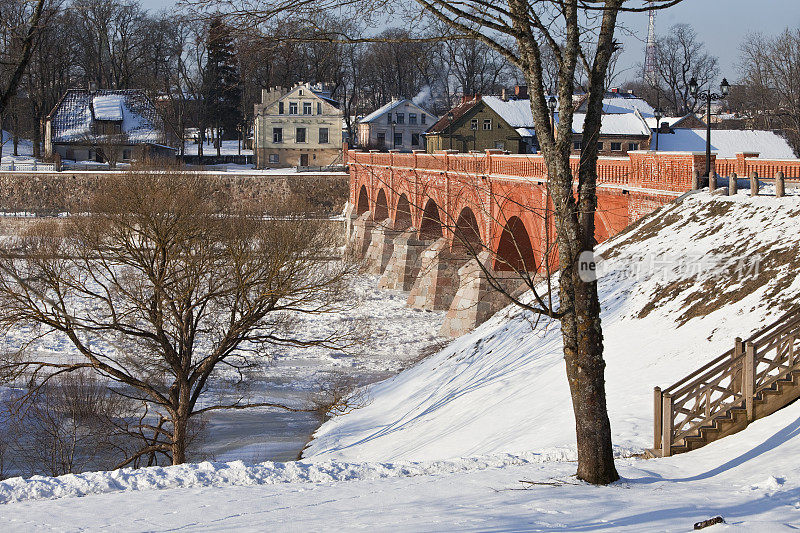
[394,132,403,146]
[296,127,306,143]
[303,102,312,115]
[597,142,604,151]
[573,141,582,150]
[377,132,386,147]
[611,142,622,151]
[396,113,404,124]
[273,127,283,143]
[628,142,639,151]
[483,119,492,130]
[470,119,478,130]
[319,127,329,144]
[421,114,426,124]
[299,89,303,96]
[317,102,322,115]
[269,154,279,164]
[289,102,298,114]
[279,102,284,114]
[494,141,504,150]
[409,113,417,125]
[122,148,132,160]
[412,133,420,146]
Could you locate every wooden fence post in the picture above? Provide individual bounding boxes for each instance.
[733,337,744,393]
[750,171,759,197]
[729,172,737,195]
[662,393,673,457]
[654,386,663,451]
[776,171,785,198]
[744,342,757,422]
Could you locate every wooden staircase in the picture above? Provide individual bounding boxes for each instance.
[648,307,800,458]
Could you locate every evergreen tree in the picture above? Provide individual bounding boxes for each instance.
[203,16,242,150]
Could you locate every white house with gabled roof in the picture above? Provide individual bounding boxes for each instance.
[357,99,437,151]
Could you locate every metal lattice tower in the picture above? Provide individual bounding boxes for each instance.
[645,1,657,85]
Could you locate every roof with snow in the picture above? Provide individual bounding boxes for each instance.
[483,95,651,136]
[47,89,169,145]
[359,99,434,124]
[654,129,796,159]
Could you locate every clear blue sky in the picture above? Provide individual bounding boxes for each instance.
[141,0,798,83]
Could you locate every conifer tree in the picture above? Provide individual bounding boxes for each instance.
[202,16,242,154]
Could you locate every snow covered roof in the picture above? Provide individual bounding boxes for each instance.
[654,129,796,158]
[484,95,650,136]
[359,99,434,124]
[482,96,537,128]
[92,95,124,121]
[601,96,655,117]
[47,89,169,145]
[570,111,651,136]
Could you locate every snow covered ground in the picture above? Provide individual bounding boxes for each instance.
[305,190,800,462]
[0,131,34,163]
[2,189,800,530]
[1,400,800,530]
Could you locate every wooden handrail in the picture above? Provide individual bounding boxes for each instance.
[655,305,800,456]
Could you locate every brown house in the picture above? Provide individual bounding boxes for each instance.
[427,88,654,155]
[44,89,176,165]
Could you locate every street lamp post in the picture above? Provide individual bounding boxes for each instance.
[548,96,557,139]
[653,107,663,151]
[689,76,730,177]
[447,112,454,151]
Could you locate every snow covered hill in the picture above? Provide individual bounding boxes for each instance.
[305,190,800,462]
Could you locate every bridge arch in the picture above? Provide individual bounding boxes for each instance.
[394,193,412,229]
[374,188,390,221]
[356,185,370,216]
[494,216,536,272]
[452,207,482,253]
[419,199,443,241]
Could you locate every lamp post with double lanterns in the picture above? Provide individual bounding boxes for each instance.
[689,76,730,178]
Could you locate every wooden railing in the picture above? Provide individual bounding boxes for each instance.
[655,306,800,457]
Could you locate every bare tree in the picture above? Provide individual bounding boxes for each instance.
[2,371,140,477]
[737,29,800,155]
[0,170,353,465]
[653,23,719,115]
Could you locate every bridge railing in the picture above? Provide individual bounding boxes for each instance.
[347,148,800,192]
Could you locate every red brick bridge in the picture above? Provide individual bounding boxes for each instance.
[345,148,799,337]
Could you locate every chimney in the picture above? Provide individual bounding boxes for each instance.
[501,88,508,102]
[514,85,528,99]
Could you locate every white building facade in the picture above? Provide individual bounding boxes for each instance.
[357,99,437,152]
[253,83,343,168]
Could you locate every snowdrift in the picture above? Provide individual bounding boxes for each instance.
[305,191,800,462]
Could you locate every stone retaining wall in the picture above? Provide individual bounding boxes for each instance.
[0,171,349,215]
